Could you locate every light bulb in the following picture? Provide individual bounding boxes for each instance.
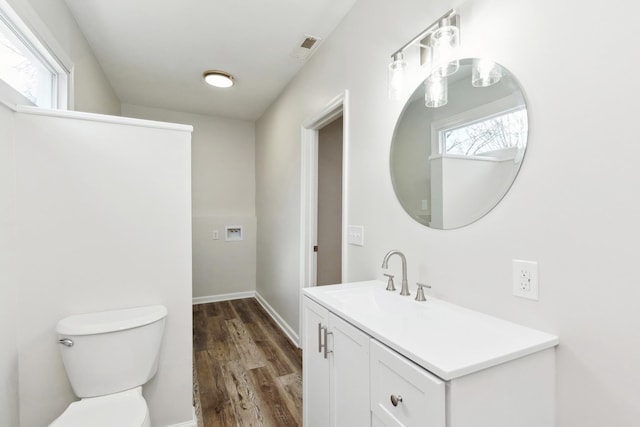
[429,21,459,77]
[425,74,448,108]
[472,59,502,87]
[388,53,407,100]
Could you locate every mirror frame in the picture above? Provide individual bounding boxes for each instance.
[389,58,529,230]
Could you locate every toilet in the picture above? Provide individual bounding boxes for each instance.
[49,305,168,427]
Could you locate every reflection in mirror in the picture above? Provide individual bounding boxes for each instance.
[390,58,528,229]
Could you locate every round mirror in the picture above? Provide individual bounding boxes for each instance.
[390,58,528,229]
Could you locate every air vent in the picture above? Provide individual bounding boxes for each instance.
[291,34,323,61]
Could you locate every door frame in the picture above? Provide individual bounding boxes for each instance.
[299,91,349,327]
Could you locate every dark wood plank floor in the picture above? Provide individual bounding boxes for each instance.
[193,298,302,427]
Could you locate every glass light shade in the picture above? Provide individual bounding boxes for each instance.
[425,74,448,108]
[388,54,407,100]
[203,71,234,88]
[472,59,502,87]
[429,24,459,77]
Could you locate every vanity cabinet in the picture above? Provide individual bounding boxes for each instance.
[302,297,370,427]
[302,282,558,427]
[302,297,330,427]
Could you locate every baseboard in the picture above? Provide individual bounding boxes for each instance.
[192,291,256,305]
[254,291,300,347]
[165,407,197,427]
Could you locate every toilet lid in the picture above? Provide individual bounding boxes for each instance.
[49,389,149,427]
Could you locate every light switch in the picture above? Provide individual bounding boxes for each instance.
[347,225,364,246]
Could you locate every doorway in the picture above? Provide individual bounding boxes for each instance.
[316,116,343,285]
[299,91,349,293]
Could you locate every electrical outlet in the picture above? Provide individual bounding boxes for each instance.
[512,260,539,300]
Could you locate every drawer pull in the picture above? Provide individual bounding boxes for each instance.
[390,394,403,407]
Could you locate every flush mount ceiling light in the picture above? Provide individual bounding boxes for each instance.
[203,70,234,88]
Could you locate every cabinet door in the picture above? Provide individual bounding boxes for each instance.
[370,340,445,427]
[329,312,370,427]
[302,297,330,427]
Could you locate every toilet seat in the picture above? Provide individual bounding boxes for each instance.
[49,388,150,427]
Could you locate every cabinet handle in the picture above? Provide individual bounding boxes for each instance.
[323,326,333,359]
[317,323,333,359]
[390,394,403,407]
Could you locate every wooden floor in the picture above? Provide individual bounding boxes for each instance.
[193,298,303,427]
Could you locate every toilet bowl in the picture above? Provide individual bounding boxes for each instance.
[49,387,150,427]
[49,305,167,427]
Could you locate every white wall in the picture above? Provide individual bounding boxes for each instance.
[7,0,121,115]
[391,97,432,222]
[122,104,256,299]
[255,0,640,425]
[0,103,19,427]
[433,155,515,228]
[1,4,121,423]
[14,109,193,427]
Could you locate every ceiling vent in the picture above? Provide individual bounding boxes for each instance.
[291,35,322,61]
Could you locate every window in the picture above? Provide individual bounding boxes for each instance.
[0,0,69,108]
[439,107,528,156]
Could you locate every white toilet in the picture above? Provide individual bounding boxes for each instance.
[49,305,168,427]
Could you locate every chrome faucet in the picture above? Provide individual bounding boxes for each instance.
[381,250,410,296]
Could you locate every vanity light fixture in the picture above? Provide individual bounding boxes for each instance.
[203,70,234,88]
[387,9,459,104]
[472,59,502,87]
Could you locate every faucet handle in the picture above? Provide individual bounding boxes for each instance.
[415,282,431,302]
[384,273,396,291]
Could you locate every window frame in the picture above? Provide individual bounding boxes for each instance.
[0,0,72,109]
[439,106,527,157]
[430,95,527,161]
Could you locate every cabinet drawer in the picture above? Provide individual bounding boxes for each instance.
[370,340,445,427]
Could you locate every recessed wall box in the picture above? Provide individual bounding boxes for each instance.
[225,226,243,241]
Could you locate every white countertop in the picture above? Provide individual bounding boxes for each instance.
[303,280,559,380]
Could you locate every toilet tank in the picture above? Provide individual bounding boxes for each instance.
[56,305,168,398]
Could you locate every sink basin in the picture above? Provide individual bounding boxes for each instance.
[320,282,417,315]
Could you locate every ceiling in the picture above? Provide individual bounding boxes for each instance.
[64,0,357,121]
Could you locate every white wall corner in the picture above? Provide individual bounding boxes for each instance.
[255,292,300,348]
